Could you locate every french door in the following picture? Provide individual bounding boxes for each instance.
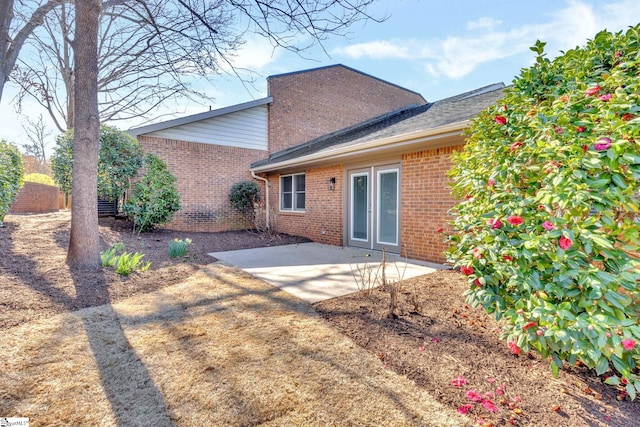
[347,165,400,252]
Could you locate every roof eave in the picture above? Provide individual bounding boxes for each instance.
[251,120,469,173]
[127,96,273,137]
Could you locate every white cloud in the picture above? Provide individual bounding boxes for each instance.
[466,17,502,31]
[334,0,640,80]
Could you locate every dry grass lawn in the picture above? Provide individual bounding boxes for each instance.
[0,263,468,426]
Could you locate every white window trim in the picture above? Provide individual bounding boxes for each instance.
[280,173,306,212]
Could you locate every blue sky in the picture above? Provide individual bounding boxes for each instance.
[1,0,639,150]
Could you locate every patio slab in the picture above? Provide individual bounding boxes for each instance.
[209,242,446,303]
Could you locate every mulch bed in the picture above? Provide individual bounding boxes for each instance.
[314,271,640,427]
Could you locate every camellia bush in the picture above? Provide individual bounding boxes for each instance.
[124,154,180,232]
[0,139,24,225]
[447,26,640,397]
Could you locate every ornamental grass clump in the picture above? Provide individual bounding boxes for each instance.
[168,238,191,258]
[447,25,640,397]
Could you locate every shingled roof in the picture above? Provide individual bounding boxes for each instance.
[251,83,505,170]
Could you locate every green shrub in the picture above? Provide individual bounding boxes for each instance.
[23,173,56,186]
[229,180,261,227]
[0,140,24,225]
[168,237,191,258]
[124,154,180,232]
[51,125,143,201]
[447,26,640,397]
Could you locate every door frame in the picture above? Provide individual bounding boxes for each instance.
[345,162,401,253]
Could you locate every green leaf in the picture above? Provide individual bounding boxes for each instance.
[604,376,620,386]
[595,358,610,375]
[627,383,637,400]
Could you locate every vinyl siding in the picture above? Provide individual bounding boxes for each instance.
[145,105,268,151]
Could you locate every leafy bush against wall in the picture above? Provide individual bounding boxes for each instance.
[229,180,261,226]
[0,140,24,224]
[23,173,56,186]
[447,26,640,396]
[51,125,143,200]
[124,154,180,232]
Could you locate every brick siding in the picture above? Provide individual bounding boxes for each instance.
[265,165,343,245]
[10,182,60,214]
[138,136,268,232]
[400,145,463,263]
[267,65,426,153]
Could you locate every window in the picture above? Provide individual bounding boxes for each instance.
[281,173,305,211]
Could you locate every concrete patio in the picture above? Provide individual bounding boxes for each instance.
[210,242,446,303]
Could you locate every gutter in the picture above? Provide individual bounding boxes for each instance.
[250,120,469,173]
[251,171,270,230]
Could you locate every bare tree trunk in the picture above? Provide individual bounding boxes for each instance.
[67,0,101,269]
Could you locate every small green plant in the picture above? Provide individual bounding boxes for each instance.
[100,242,150,276]
[168,237,192,258]
[229,180,261,228]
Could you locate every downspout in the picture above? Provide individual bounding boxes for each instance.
[251,170,270,230]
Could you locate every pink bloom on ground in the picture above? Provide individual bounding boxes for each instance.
[510,141,523,151]
[418,346,425,352]
[431,337,439,343]
[488,178,495,187]
[482,399,498,413]
[457,404,474,415]
[594,137,612,151]
[496,388,504,395]
[585,85,601,96]
[622,339,636,350]
[559,236,573,250]
[508,341,521,355]
[466,390,483,402]
[495,115,507,125]
[452,376,467,387]
[576,126,586,133]
[542,221,554,231]
[486,378,496,384]
[460,266,474,275]
[599,93,613,102]
[507,216,524,226]
[489,218,503,229]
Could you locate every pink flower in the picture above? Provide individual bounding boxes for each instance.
[585,85,601,96]
[542,221,554,231]
[418,346,425,352]
[482,399,498,413]
[466,390,483,402]
[599,93,613,102]
[622,339,636,350]
[474,278,483,287]
[452,376,467,387]
[457,404,474,415]
[431,337,439,343]
[503,254,513,261]
[512,396,522,403]
[594,137,612,151]
[489,218,503,229]
[460,266,474,275]
[554,125,564,134]
[486,378,496,384]
[559,236,573,250]
[488,178,495,187]
[510,141,523,151]
[494,115,507,125]
[523,321,537,330]
[507,216,524,226]
[576,126,586,133]
[473,248,483,259]
[622,113,635,121]
[508,341,521,355]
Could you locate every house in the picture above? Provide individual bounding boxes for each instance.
[128,64,504,263]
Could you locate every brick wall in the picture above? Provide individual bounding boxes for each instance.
[10,182,60,214]
[268,65,426,153]
[265,165,343,245]
[138,136,268,232]
[400,145,462,263]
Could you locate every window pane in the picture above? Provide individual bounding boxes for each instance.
[378,171,398,244]
[352,174,368,240]
[281,176,292,192]
[295,174,305,192]
[295,192,305,210]
[281,193,292,210]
